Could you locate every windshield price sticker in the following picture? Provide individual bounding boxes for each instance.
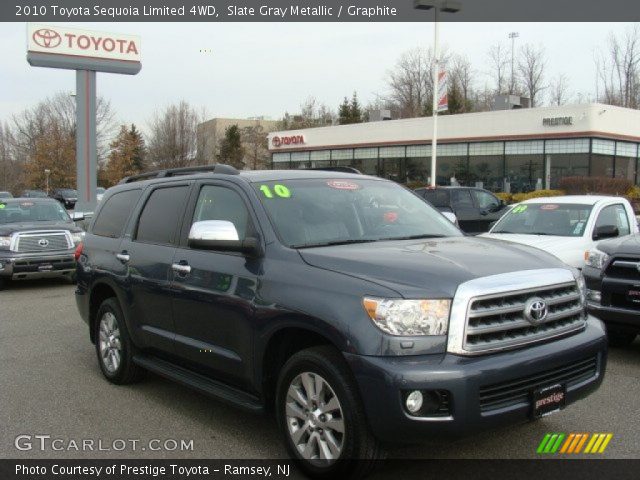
[0,204,5,209]
[512,205,528,214]
[260,184,291,199]
[327,180,361,190]
[541,204,559,210]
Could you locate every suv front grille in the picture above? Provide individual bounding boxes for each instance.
[605,258,640,280]
[479,355,598,412]
[464,282,585,353]
[15,231,71,252]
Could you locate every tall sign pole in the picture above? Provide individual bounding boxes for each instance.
[27,24,141,213]
[430,8,439,187]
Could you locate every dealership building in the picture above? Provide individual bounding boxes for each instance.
[267,103,640,192]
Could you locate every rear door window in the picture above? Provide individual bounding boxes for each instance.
[421,189,450,207]
[135,186,190,245]
[92,189,142,238]
[451,189,474,208]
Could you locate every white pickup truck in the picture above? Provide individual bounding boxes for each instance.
[481,195,639,269]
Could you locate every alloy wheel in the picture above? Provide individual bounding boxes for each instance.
[98,312,122,374]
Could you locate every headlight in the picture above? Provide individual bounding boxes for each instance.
[362,297,450,336]
[0,236,11,249]
[70,232,85,244]
[585,249,610,269]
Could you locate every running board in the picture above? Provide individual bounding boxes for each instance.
[133,354,264,413]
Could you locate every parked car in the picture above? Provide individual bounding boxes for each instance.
[0,197,84,290]
[50,188,78,209]
[414,186,508,234]
[21,189,48,198]
[96,187,106,203]
[76,165,606,478]
[0,191,13,199]
[584,233,640,347]
[482,196,638,269]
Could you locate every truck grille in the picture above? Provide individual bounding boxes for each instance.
[464,282,585,353]
[605,258,640,280]
[479,355,599,412]
[15,231,71,252]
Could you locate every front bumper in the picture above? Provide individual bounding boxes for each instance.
[0,251,76,280]
[344,316,607,443]
[584,265,640,332]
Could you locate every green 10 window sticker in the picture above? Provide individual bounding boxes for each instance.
[260,184,291,199]
[512,205,528,214]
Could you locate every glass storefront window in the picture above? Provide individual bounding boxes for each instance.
[591,154,614,178]
[381,158,404,182]
[469,155,504,192]
[406,157,429,183]
[547,153,589,188]
[505,154,544,193]
[436,156,470,186]
[614,156,636,182]
[352,158,379,175]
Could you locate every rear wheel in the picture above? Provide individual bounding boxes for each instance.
[607,330,637,347]
[0,277,6,291]
[94,297,145,384]
[276,346,382,479]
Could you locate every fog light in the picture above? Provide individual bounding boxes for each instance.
[405,390,423,413]
[587,289,601,304]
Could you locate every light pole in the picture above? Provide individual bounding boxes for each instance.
[44,169,51,195]
[508,32,519,95]
[414,1,461,187]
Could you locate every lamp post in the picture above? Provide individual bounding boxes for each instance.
[413,1,461,187]
[508,32,519,94]
[44,169,50,195]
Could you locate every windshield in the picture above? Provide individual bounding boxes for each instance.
[0,200,71,225]
[254,178,462,248]
[491,203,592,237]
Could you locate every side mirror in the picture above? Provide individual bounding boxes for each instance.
[70,212,85,222]
[593,224,619,241]
[188,220,262,256]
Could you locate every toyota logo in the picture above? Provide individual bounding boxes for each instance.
[38,239,49,247]
[272,136,281,147]
[32,29,62,48]
[524,297,548,325]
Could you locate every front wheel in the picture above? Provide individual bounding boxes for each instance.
[275,346,382,479]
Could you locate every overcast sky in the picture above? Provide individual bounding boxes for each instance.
[0,22,635,132]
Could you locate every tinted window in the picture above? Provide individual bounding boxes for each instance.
[92,189,142,238]
[596,204,630,236]
[451,189,474,208]
[192,186,250,240]
[420,189,450,207]
[136,186,190,245]
[0,200,70,225]
[472,190,500,210]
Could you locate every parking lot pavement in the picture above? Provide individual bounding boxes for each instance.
[1,280,638,460]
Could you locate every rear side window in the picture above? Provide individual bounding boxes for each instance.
[135,186,190,245]
[451,189,474,208]
[421,189,450,207]
[92,189,142,238]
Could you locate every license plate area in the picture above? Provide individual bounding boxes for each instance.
[532,383,566,418]
[37,264,53,272]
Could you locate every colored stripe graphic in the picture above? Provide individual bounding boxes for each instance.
[539,433,613,454]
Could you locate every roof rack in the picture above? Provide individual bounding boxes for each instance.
[118,164,239,184]
[308,166,362,174]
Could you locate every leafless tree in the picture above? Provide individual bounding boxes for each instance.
[487,43,511,95]
[146,101,204,169]
[279,97,335,130]
[0,122,20,193]
[518,43,547,107]
[549,73,572,106]
[449,55,475,112]
[241,124,269,170]
[595,26,640,108]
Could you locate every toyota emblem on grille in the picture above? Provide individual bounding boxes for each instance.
[38,239,49,247]
[524,297,548,325]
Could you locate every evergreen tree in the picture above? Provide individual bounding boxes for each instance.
[219,125,245,169]
[338,97,351,125]
[103,124,146,186]
[349,92,363,123]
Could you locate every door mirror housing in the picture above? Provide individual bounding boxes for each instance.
[593,224,619,241]
[188,220,262,256]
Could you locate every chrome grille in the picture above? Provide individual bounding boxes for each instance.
[464,281,585,353]
[15,231,71,252]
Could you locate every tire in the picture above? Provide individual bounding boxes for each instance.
[607,330,637,347]
[0,277,6,291]
[68,272,77,284]
[275,345,383,479]
[94,297,145,384]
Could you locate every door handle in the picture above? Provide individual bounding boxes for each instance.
[116,252,130,263]
[172,263,191,275]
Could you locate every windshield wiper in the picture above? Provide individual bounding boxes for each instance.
[381,234,448,241]
[293,239,379,249]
